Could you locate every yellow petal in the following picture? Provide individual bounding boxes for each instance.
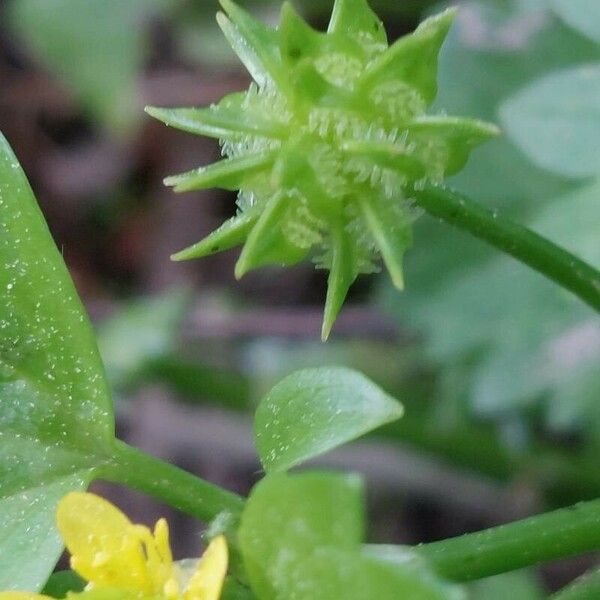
[185,536,228,600]
[56,492,153,593]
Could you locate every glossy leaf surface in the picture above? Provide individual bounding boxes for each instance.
[97,289,189,391]
[0,134,114,589]
[238,472,364,598]
[285,547,464,600]
[255,367,403,472]
[239,472,462,599]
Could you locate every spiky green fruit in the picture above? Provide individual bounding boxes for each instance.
[147,0,498,340]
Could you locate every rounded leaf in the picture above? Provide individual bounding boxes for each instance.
[255,367,404,472]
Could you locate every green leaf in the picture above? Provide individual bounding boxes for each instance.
[255,367,404,472]
[7,0,169,134]
[165,152,276,192]
[0,134,114,589]
[393,178,600,423]
[328,0,388,50]
[286,547,464,600]
[500,63,600,178]
[550,0,600,43]
[432,0,597,204]
[468,570,544,600]
[97,289,189,391]
[238,472,364,599]
[172,211,259,261]
[221,578,257,600]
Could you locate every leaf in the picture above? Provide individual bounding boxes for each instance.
[238,472,364,599]
[7,0,169,134]
[378,0,600,432]
[468,571,544,600]
[500,63,600,178]
[96,289,190,391]
[220,578,257,600]
[286,547,465,600]
[255,367,404,472]
[239,472,461,600]
[392,178,600,423]
[550,0,600,43]
[165,152,276,193]
[328,0,388,50]
[0,134,114,589]
[434,0,597,204]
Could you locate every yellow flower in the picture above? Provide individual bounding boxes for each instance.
[0,492,228,600]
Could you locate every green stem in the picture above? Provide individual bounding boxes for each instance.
[551,568,600,599]
[410,184,600,313]
[100,440,245,523]
[417,498,600,581]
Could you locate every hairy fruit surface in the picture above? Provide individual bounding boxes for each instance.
[147,0,498,339]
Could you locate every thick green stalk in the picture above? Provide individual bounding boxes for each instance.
[417,498,600,581]
[551,568,600,599]
[100,440,245,523]
[410,184,600,313]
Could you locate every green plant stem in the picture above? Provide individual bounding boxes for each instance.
[550,568,600,599]
[417,498,600,581]
[100,440,245,523]
[410,184,600,313]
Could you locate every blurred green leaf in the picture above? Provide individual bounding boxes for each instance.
[468,570,545,599]
[0,133,114,589]
[255,367,403,472]
[380,0,600,439]
[550,0,600,43]
[97,289,189,391]
[150,357,251,409]
[7,0,171,134]
[389,178,600,424]
[500,63,600,178]
[435,0,598,204]
[239,471,364,599]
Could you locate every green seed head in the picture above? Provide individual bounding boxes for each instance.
[147,0,498,339]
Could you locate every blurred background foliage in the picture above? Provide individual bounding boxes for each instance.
[0,0,599,594]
